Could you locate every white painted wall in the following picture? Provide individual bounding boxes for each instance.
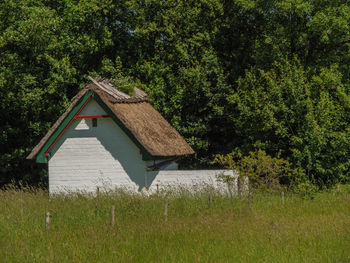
[48,99,146,194]
[78,99,107,115]
[146,160,178,170]
[146,170,239,195]
[48,99,238,195]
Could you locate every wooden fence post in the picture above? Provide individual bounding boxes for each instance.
[95,187,100,215]
[209,193,213,208]
[281,191,285,205]
[110,205,115,227]
[248,191,252,206]
[46,212,50,232]
[164,200,168,221]
[237,176,242,196]
[20,190,23,219]
[227,181,233,200]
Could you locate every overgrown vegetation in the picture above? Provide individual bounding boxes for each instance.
[1,186,350,262]
[1,0,349,187]
[213,150,296,190]
[213,149,321,199]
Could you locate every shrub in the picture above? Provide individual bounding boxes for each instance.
[213,150,298,191]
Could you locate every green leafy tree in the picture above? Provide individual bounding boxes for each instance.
[0,1,73,185]
[128,0,235,166]
[216,0,350,83]
[0,0,136,185]
[0,0,349,187]
[231,58,350,186]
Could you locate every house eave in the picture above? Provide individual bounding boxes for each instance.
[29,89,192,163]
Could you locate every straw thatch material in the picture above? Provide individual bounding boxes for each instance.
[110,102,193,157]
[27,77,195,160]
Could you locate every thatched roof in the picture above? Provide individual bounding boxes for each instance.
[27,76,195,161]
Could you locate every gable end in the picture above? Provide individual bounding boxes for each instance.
[34,90,154,163]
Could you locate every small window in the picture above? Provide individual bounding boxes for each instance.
[92,118,97,127]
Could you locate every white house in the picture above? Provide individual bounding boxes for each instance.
[27,77,236,194]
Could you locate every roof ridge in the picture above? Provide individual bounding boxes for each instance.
[88,76,149,103]
[27,78,194,162]
[88,76,132,99]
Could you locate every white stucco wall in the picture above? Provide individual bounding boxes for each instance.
[78,99,106,115]
[146,160,178,170]
[146,170,239,195]
[48,99,146,193]
[48,99,238,195]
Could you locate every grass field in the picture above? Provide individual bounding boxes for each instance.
[1,186,350,263]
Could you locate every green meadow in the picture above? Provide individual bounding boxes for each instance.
[1,187,350,263]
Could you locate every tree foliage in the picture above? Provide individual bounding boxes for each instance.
[232,59,350,186]
[213,150,296,190]
[0,0,349,187]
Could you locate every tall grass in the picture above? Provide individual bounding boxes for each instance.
[1,186,350,262]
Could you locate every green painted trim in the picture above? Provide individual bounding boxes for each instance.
[35,90,94,163]
[92,93,154,161]
[35,89,176,163]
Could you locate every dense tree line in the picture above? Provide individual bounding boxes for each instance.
[0,0,349,187]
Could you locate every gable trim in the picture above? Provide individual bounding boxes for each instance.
[35,90,156,163]
[75,115,110,119]
[36,90,94,163]
[44,97,92,158]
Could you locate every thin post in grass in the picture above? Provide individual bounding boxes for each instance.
[227,182,233,200]
[248,190,252,207]
[164,200,168,221]
[156,184,159,196]
[209,192,213,208]
[237,176,242,196]
[45,212,50,232]
[20,190,23,219]
[95,187,100,215]
[281,191,285,205]
[110,205,115,227]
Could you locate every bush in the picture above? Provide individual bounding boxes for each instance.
[213,150,299,191]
